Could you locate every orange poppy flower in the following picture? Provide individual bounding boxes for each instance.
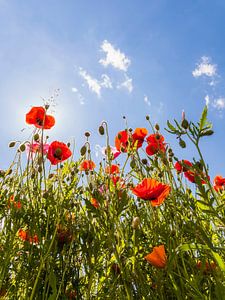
[213,175,225,191]
[115,130,129,152]
[47,141,72,165]
[132,128,148,148]
[8,195,21,209]
[80,160,96,171]
[26,106,55,129]
[146,134,166,156]
[18,229,28,241]
[105,164,120,174]
[145,245,167,268]
[131,178,170,206]
[196,260,216,273]
[91,198,99,208]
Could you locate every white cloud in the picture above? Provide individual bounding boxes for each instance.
[212,98,225,110]
[100,74,113,89]
[99,40,131,71]
[71,86,85,105]
[192,56,217,78]
[79,68,101,97]
[144,95,151,106]
[117,74,133,93]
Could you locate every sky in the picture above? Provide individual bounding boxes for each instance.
[1,0,225,178]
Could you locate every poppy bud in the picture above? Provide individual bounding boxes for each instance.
[155,123,160,131]
[45,104,50,110]
[146,115,150,120]
[85,131,90,138]
[9,141,16,148]
[181,119,189,129]
[202,130,214,136]
[141,159,148,165]
[38,166,42,173]
[98,125,105,135]
[179,139,186,148]
[33,133,39,141]
[37,157,43,165]
[168,157,173,163]
[67,142,71,147]
[19,144,26,152]
[130,159,136,169]
[132,217,140,229]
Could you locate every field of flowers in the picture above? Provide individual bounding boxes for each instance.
[0,105,225,299]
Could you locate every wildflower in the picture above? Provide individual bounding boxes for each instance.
[47,141,72,165]
[196,260,217,274]
[145,245,167,268]
[131,178,170,207]
[132,127,148,148]
[213,175,225,191]
[175,160,209,184]
[26,106,55,129]
[115,130,129,152]
[26,142,49,159]
[146,134,166,156]
[80,160,96,171]
[115,128,148,152]
[105,164,120,174]
[174,160,192,173]
[57,225,73,249]
[18,229,28,241]
[101,146,121,159]
[91,198,99,208]
[8,195,21,209]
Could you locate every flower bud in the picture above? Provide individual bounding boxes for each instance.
[155,123,160,131]
[132,217,140,229]
[85,131,90,138]
[179,139,186,148]
[98,125,105,135]
[38,166,42,173]
[146,115,150,121]
[9,141,16,148]
[181,119,189,129]
[33,133,39,141]
[19,144,26,152]
[141,159,148,165]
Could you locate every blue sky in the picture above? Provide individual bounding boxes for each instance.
[1,0,225,178]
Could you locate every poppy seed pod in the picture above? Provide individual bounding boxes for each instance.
[179,139,186,148]
[155,123,160,131]
[132,217,140,229]
[9,141,16,148]
[181,119,189,129]
[33,133,39,141]
[19,144,26,152]
[98,125,105,135]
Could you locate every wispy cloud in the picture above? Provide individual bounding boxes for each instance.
[204,94,225,111]
[101,74,113,89]
[117,74,133,93]
[144,95,151,106]
[99,40,131,71]
[192,56,217,78]
[71,87,85,105]
[79,68,101,97]
[212,97,225,110]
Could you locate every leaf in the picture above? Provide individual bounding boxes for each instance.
[212,251,225,272]
[199,106,208,131]
[49,270,57,297]
[167,121,177,132]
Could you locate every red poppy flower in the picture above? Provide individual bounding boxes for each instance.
[196,260,216,273]
[213,175,225,191]
[26,106,55,129]
[47,141,72,165]
[174,160,192,173]
[146,134,166,156]
[131,178,170,206]
[8,195,21,209]
[80,160,96,171]
[115,130,129,152]
[105,164,120,174]
[145,245,167,268]
[132,128,148,148]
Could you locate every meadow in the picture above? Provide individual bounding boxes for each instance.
[0,105,224,299]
